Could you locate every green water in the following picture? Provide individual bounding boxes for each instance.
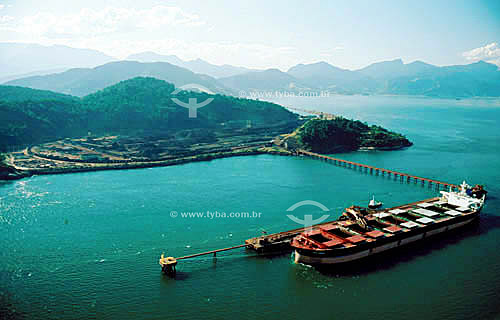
[1,96,500,320]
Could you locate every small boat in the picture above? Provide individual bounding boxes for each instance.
[368,196,383,209]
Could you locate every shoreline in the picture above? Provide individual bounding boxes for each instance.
[1,147,293,181]
[0,144,411,181]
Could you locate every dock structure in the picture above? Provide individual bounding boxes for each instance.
[297,149,459,190]
[160,244,248,276]
[175,244,247,260]
[287,107,337,119]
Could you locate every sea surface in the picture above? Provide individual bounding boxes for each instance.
[1,95,500,320]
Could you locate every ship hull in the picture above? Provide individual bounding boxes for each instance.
[294,213,478,265]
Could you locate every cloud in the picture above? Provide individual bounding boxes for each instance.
[463,42,500,66]
[0,15,13,24]
[0,4,4,10]
[0,5,205,38]
[0,5,305,70]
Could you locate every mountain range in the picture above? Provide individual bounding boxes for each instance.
[2,43,499,98]
[127,51,255,78]
[219,59,500,97]
[0,43,116,80]
[5,61,233,97]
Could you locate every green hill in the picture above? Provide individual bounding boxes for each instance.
[288,118,412,153]
[82,77,298,133]
[0,85,78,102]
[0,77,298,150]
[0,99,86,148]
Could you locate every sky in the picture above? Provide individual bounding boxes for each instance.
[0,0,499,70]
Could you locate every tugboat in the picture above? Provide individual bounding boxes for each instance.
[368,195,383,209]
[291,181,486,265]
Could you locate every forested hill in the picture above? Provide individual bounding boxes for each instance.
[82,77,298,132]
[0,77,299,150]
[285,118,412,152]
[0,85,78,102]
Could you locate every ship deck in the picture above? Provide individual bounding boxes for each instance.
[291,197,479,252]
[245,196,470,253]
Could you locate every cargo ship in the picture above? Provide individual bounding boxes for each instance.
[291,181,487,265]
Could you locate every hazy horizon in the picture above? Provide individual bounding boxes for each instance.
[0,0,499,71]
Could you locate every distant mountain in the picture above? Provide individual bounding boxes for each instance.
[127,51,185,66]
[288,61,379,93]
[357,59,438,80]
[219,69,307,92]
[382,61,500,97]
[126,52,255,78]
[0,77,297,149]
[184,58,255,79]
[281,59,500,97]
[6,61,233,97]
[0,68,69,84]
[0,43,115,78]
[4,41,499,98]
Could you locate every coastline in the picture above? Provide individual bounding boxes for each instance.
[1,146,293,181]
[0,143,413,181]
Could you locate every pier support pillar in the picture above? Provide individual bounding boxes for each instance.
[161,264,177,277]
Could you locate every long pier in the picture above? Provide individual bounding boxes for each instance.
[297,149,458,190]
[175,244,247,260]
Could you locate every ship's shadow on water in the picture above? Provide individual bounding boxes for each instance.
[311,213,500,277]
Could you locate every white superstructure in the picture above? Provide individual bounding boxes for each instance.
[440,181,485,211]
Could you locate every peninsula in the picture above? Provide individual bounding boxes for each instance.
[0,78,412,180]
